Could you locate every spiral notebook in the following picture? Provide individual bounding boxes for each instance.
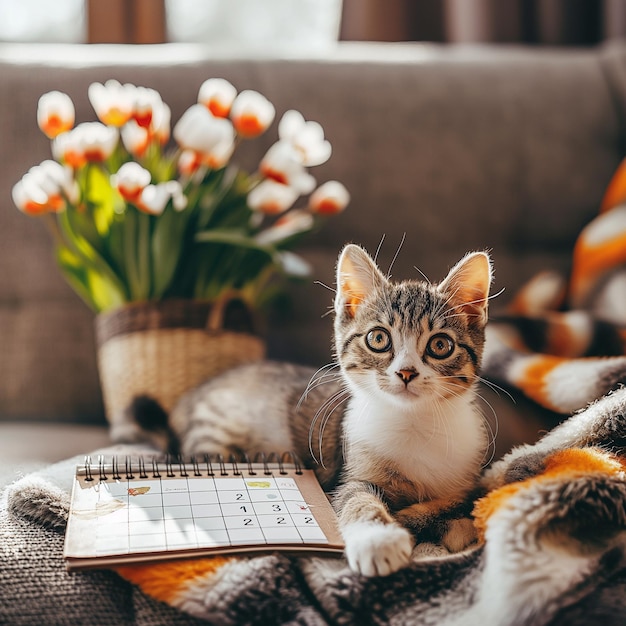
[64,453,344,571]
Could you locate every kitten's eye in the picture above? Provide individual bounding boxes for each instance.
[365,328,392,353]
[426,333,455,359]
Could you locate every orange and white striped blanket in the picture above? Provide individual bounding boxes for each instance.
[483,159,626,414]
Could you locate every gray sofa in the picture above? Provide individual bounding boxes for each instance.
[1,40,625,624]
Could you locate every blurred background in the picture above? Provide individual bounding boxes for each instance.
[1,0,625,48]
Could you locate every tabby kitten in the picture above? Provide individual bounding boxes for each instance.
[152,244,492,577]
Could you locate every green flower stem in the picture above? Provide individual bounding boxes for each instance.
[123,207,142,300]
[137,211,151,299]
[57,208,129,301]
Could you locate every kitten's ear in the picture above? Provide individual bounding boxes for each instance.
[438,251,492,324]
[335,244,387,318]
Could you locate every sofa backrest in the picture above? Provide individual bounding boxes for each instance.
[1,42,625,422]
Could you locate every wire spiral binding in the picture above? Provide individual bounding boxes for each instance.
[83,451,303,481]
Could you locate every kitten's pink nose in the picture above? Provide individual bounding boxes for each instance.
[396,368,418,384]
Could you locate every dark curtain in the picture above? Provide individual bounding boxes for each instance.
[340,0,626,46]
[87,0,166,44]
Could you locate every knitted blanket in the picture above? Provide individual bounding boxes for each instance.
[5,389,626,625]
[4,164,626,625]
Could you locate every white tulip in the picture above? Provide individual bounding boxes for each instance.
[112,162,152,202]
[53,122,118,167]
[260,141,316,194]
[37,91,75,138]
[230,90,275,138]
[247,179,299,215]
[121,120,149,157]
[278,109,332,167]
[198,78,237,118]
[12,160,78,215]
[309,181,350,215]
[173,104,235,156]
[88,80,134,127]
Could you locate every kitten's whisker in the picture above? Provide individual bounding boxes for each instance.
[303,374,343,399]
[487,286,506,302]
[316,390,350,468]
[308,387,346,432]
[314,280,336,294]
[305,368,343,393]
[435,379,499,468]
[337,298,380,317]
[307,362,341,387]
[298,363,341,409]
[431,397,452,459]
[474,393,498,467]
[308,387,349,465]
[413,265,432,285]
[430,285,462,323]
[441,286,506,320]
[386,232,406,279]
[477,376,516,403]
[374,234,385,263]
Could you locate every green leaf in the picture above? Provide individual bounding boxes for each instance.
[137,211,151,299]
[85,164,116,238]
[151,206,190,298]
[55,246,125,312]
[195,228,273,257]
[55,246,98,311]
[58,209,129,301]
[107,214,127,284]
[123,207,143,300]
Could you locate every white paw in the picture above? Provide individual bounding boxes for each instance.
[343,522,414,577]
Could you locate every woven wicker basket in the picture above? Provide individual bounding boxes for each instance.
[94,298,266,429]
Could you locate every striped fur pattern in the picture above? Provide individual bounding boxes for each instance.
[154,244,493,577]
[482,161,626,414]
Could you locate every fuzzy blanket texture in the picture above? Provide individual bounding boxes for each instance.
[4,163,626,625]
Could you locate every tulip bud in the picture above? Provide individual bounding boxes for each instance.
[309,181,350,215]
[12,161,78,215]
[278,110,331,167]
[37,91,75,139]
[112,162,151,203]
[198,78,237,118]
[137,184,170,215]
[247,180,298,215]
[53,122,118,167]
[174,104,235,155]
[260,141,315,194]
[88,80,134,127]
[230,90,275,138]
[121,121,150,157]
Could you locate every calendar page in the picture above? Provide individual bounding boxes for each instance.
[64,457,344,570]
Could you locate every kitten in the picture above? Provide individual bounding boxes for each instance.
[136,244,492,576]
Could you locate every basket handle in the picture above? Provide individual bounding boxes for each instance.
[206,292,255,334]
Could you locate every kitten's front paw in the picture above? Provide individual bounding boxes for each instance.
[343,522,414,577]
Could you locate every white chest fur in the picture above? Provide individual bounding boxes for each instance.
[344,390,486,500]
